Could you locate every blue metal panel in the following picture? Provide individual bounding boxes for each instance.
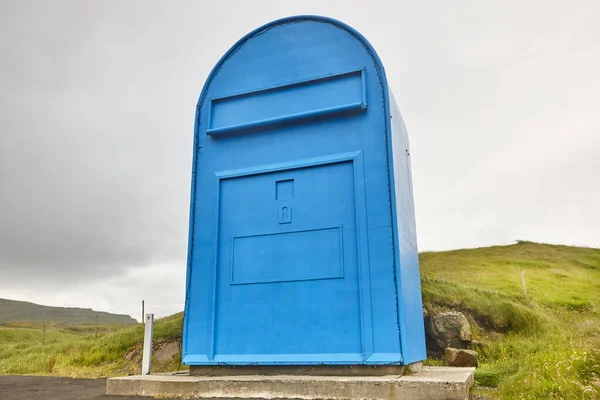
[183,15,426,366]
[389,92,427,364]
[207,69,367,135]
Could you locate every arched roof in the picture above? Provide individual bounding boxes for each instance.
[195,15,390,115]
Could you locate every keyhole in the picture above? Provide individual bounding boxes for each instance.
[279,206,291,224]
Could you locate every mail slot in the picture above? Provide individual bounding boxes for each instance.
[182,15,426,366]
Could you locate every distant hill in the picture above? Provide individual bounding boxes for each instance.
[0,298,137,325]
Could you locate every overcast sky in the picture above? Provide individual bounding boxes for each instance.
[1,1,598,320]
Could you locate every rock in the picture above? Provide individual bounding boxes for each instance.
[426,311,472,354]
[445,347,478,367]
[124,347,139,362]
[153,340,180,362]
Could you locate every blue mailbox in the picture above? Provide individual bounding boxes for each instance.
[182,15,426,366]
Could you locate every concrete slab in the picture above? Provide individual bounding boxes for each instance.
[106,366,475,400]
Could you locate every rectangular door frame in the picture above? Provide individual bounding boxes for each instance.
[199,150,373,364]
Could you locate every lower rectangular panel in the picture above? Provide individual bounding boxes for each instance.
[231,227,343,285]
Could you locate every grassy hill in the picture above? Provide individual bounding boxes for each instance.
[422,240,600,399]
[0,298,137,325]
[0,241,598,399]
[0,313,183,377]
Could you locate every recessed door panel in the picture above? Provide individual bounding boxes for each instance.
[214,161,361,360]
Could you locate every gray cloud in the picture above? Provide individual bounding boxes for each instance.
[0,0,598,314]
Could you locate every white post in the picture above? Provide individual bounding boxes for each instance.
[141,313,154,375]
[521,269,527,300]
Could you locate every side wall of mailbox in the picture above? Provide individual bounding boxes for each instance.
[389,91,426,364]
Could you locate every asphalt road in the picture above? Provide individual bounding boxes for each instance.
[0,375,208,400]
[0,376,140,400]
[0,376,292,400]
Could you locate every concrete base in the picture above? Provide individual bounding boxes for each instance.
[106,366,475,400]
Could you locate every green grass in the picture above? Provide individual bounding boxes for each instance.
[422,241,600,399]
[0,313,184,377]
[1,241,599,399]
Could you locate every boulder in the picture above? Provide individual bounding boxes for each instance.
[445,347,478,367]
[425,311,472,354]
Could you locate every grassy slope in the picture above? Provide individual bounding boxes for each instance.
[422,241,600,399]
[0,314,184,377]
[0,241,598,399]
